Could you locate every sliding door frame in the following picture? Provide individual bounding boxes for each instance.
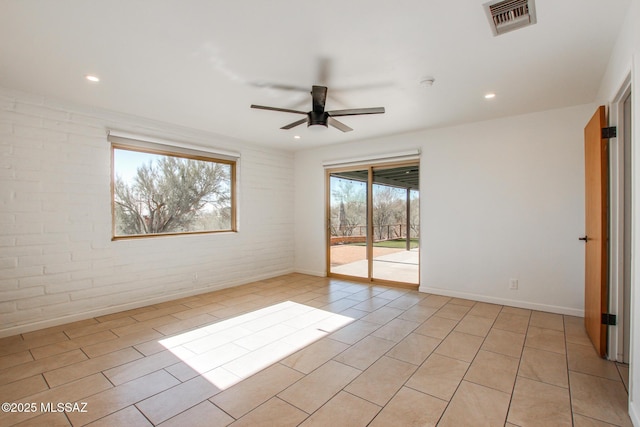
[325,160,420,290]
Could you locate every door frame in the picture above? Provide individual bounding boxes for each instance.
[325,160,420,289]
[609,74,632,362]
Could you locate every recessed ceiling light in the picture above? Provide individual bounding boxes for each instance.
[293,135,301,139]
[484,93,496,99]
[85,75,100,83]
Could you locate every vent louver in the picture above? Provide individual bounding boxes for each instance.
[483,0,537,36]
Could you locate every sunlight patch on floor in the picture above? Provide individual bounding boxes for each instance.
[159,301,354,390]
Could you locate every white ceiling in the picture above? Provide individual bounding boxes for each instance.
[0,0,631,151]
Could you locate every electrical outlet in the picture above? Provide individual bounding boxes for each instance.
[509,279,518,290]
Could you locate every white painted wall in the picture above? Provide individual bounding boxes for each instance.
[0,87,295,338]
[295,104,594,316]
[596,0,640,423]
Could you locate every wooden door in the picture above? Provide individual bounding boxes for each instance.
[583,106,609,357]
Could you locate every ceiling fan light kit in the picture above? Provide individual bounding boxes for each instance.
[251,85,385,133]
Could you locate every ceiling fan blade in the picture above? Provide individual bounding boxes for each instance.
[327,107,385,116]
[250,82,308,92]
[251,104,307,115]
[328,117,353,133]
[311,86,328,113]
[281,117,308,130]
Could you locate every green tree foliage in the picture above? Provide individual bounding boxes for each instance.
[114,155,231,235]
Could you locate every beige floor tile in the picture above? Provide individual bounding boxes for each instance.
[0,373,113,426]
[530,311,565,331]
[385,293,424,310]
[397,304,439,323]
[222,339,305,379]
[492,312,530,334]
[0,350,33,370]
[519,346,569,388]
[467,302,502,319]
[211,363,304,419]
[454,314,494,337]
[369,386,447,427]
[482,328,525,358]
[448,297,476,307]
[501,306,532,317]
[573,413,619,426]
[164,362,199,382]
[569,371,633,427]
[0,349,87,385]
[0,332,69,357]
[525,326,566,354]
[435,331,483,363]
[386,333,441,365]
[0,274,631,427]
[44,347,142,387]
[507,376,572,426]
[170,303,225,320]
[434,303,471,321]
[12,411,71,427]
[299,391,380,427]
[230,397,308,427]
[438,380,510,427]
[34,330,118,360]
[82,328,163,358]
[0,375,48,402]
[86,405,153,427]
[333,335,395,370]
[414,316,458,339]
[111,316,188,338]
[135,339,170,356]
[153,313,218,336]
[103,350,181,385]
[136,376,222,425]
[464,350,518,393]
[279,360,361,413]
[22,319,97,339]
[567,342,620,380]
[345,356,417,406]
[64,316,137,339]
[564,316,593,347]
[66,370,179,425]
[418,294,451,309]
[371,318,420,342]
[328,320,381,345]
[132,304,190,322]
[405,353,469,401]
[360,306,404,325]
[351,297,392,313]
[280,338,349,374]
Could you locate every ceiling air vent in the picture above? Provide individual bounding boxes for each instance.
[483,0,537,36]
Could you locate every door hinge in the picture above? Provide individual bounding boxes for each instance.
[601,313,617,326]
[602,127,617,139]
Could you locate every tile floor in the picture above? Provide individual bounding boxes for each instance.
[0,273,632,426]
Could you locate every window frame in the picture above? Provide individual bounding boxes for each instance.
[109,136,237,240]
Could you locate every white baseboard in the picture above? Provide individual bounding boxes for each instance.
[629,400,639,427]
[419,286,584,317]
[0,268,295,338]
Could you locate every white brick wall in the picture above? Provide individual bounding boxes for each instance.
[0,87,295,337]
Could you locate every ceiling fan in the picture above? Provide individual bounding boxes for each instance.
[251,85,385,133]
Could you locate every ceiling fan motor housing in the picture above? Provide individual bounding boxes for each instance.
[308,111,328,127]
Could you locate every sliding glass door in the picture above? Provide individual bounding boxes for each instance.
[327,162,419,287]
[328,168,369,279]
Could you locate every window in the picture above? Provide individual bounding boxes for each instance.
[109,132,237,239]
